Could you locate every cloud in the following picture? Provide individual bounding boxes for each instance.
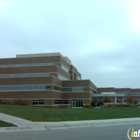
[124,0,140,33]
[0,0,140,88]
[0,1,16,9]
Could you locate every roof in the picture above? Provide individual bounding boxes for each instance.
[93,92,125,97]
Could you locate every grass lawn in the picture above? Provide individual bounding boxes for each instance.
[0,104,140,122]
[0,120,16,127]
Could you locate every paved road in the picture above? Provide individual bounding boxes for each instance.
[0,123,139,140]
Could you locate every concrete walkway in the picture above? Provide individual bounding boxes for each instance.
[1,113,140,132]
[0,113,46,132]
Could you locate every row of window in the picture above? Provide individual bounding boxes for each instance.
[0,73,50,78]
[54,86,68,92]
[131,93,140,96]
[72,87,83,92]
[0,84,84,92]
[116,92,140,96]
[0,85,45,91]
[54,86,84,92]
[32,100,45,105]
[58,74,69,81]
[32,100,68,105]
[31,100,83,106]
[54,100,68,104]
[0,62,70,74]
[0,63,54,68]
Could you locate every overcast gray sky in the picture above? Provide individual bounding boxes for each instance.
[0,0,140,88]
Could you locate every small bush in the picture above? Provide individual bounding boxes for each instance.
[91,102,96,107]
[84,105,93,108]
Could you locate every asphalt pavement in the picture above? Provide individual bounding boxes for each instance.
[0,123,140,140]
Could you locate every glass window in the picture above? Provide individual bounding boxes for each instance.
[0,63,54,68]
[63,88,68,92]
[62,100,68,104]
[58,74,69,80]
[72,87,77,91]
[61,65,69,73]
[72,100,83,107]
[39,100,45,104]
[54,86,65,92]
[38,85,45,90]
[0,84,45,91]
[46,86,51,89]
[54,100,68,104]
[78,87,83,91]
[8,86,13,90]
[77,76,81,80]
[72,87,83,92]
[32,100,38,105]
[0,73,51,78]
[33,85,39,90]
[26,85,32,90]
[32,99,45,105]
[20,86,26,90]
[27,74,32,77]
[2,86,8,90]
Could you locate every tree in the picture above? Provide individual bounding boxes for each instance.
[103,96,109,103]
[126,94,133,104]
[133,98,138,105]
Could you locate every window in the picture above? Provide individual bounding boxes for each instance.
[54,86,62,91]
[77,76,81,80]
[61,65,69,73]
[0,73,50,78]
[54,86,68,92]
[32,99,45,105]
[0,63,54,68]
[32,100,38,105]
[39,100,45,104]
[72,87,83,92]
[92,89,97,94]
[69,70,72,74]
[45,86,51,90]
[54,100,68,104]
[72,100,83,107]
[0,84,45,91]
[58,74,69,80]
[131,92,140,96]
[63,88,68,92]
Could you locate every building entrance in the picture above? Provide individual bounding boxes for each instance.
[72,100,83,108]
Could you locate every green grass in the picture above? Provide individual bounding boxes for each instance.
[0,104,140,122]
[0,120,16,127]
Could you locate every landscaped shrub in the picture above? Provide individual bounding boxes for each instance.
[84,105,93,108]
[14,100,25,105]
[102,103,137,107]
[91,101,96,107]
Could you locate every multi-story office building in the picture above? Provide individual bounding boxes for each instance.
[0,53,97,108]
[0,52,140,108]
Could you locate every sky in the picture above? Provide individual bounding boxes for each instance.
[0,0,140,88]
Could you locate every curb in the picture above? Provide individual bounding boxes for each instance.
[0,126,47,132]
[44,118,140,130]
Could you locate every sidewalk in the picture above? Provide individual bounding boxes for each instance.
[1,113,140,132]
[0,113,46,132]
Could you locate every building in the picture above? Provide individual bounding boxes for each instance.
[0,53,97,108]
[0,53,140,108]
